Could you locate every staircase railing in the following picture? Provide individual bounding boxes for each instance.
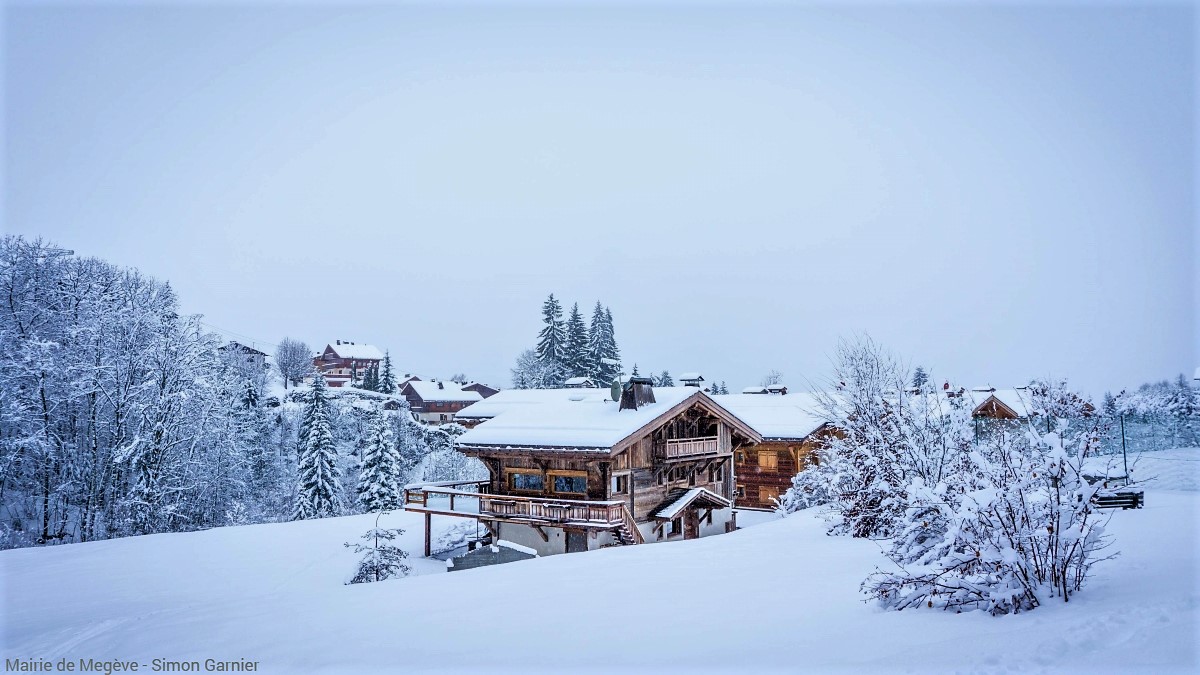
[618,504,645,545]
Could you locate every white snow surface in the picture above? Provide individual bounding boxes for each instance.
[402,380,483,403]
[454,387,614,421]
[3,482,1197,673]
[323,343,385,361]
[457,387,702,449]
[713,392,827,440]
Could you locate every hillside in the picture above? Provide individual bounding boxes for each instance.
[3,475,1197,673]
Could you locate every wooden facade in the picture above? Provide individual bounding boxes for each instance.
[732,428,836,510]
[313,341,383,388]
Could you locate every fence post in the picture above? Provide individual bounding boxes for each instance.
[1120,414,1129,487]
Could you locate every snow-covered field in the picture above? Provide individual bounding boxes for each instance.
[3,457,1197,674]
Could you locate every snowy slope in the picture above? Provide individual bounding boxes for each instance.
[2,492,1197,673]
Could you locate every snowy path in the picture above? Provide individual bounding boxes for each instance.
[2,492,1197,674]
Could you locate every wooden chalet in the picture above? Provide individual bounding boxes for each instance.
[218,341,268,372]
[462,381,500,398]
[404,379,762,557]
[313,340,384,388]
[401,380,485,425]
[715,392,838,509]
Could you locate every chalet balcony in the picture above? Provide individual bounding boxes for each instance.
[403,480,638,531]
[655,436,720,460]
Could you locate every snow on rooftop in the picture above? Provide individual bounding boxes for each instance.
[653,488,730,520]
[563,376,594,386]
[326,342,384,361]
[742,386,769,394]
[457,387,702,450]
[455,388,613,420]
[713,393,827,440]
[404,380,483,403]
[679,372,703,381]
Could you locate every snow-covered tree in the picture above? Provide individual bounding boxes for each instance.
[911,366,929,391]
[294,374,342,519]
[511,348,564,389]
[656,370,674,387]
[760,369,783,387]
[564,302,590,377]
[586,302,621,385]
[345,515,410,584]
[357,406,402,511]
[535,294,567,368]
[863,380,1114,614]
[378,352,397,394]
[275,337,313,389]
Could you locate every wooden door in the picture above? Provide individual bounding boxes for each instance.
[566,530,588,553]
[684,509,700,539]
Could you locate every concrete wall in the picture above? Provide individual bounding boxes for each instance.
[492,522,620,557]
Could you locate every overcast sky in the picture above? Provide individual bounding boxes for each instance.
[4,1,1196,395]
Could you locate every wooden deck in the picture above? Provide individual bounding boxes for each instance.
[403,480,644,555]
[656,436,720,460]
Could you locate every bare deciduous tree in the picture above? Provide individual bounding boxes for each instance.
[275,337,314,389]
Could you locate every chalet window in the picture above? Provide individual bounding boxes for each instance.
[611,474,629,494]
[509,472,544,492]
[668,518,682,537]
[758,451,778,470]
[552,474,587,495]
[736,451,746,463]
[736,486,745,498]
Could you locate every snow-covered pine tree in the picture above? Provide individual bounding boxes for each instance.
[657,370,674,387]
[535,294,567,368]
[631,363,640,377]
[345,515,410,584]
[511,348,564,389]
[241,377,259,409]
[564,302,590,377]
[719,382,729,395]
[357,406,402,511]
[378,352,397,394]
[293,374,342,519]
[911,366,929,391]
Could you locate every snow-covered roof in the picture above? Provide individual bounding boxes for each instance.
[713,393,827,441]
[325,343,384,361]
[742,386,769,395]
[968,388,1032,418]
[457,387,717,450]
[679,372,704,381]
[455,388,614,420]
[563,376,595,386]
[652,488,730,520]
[403,380,483,403]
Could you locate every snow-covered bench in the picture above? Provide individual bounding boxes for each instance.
[1093,490,1144,510]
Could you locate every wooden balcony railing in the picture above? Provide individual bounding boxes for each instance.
[657,436,720,459]
[404,481,629,526]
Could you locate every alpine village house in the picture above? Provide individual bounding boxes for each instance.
[404,378,763,558]
[313,340,384,388]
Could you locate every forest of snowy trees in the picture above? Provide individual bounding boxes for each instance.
[0,238,481,549]
[511,294,622,388]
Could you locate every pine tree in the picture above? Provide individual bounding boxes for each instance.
[719,381,729,395]
[602,306,621,380]
[535,294,567,368]
[294,374,342,519]
[564,302,590,377]
[379,352,397,394]
[357,406,401,511]
[631,363,640,377]
[911,366,929,391]
[345,520,410,584]
[240,378,259,409]
[658,370,674,387]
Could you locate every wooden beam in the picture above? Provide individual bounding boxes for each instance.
[532,525,549,542]
[423,512,431,557]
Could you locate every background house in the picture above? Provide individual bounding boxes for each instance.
[401,379,485,424]
[313,340,384,388]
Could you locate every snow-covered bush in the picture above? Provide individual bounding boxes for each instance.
[863,380,1114,614]
[345,517,410,584]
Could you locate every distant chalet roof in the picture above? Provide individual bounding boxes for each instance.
[713,393,828,441]
[679,372,704,382]
[220,341,268,357]
[742,386,769,395]
[457,387,760,452]
[325,342,384,361]
[563,376,595,386]
[455,388,613,420]
[403,380,484,403]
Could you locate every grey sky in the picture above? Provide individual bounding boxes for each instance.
[4,1,1196,395]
